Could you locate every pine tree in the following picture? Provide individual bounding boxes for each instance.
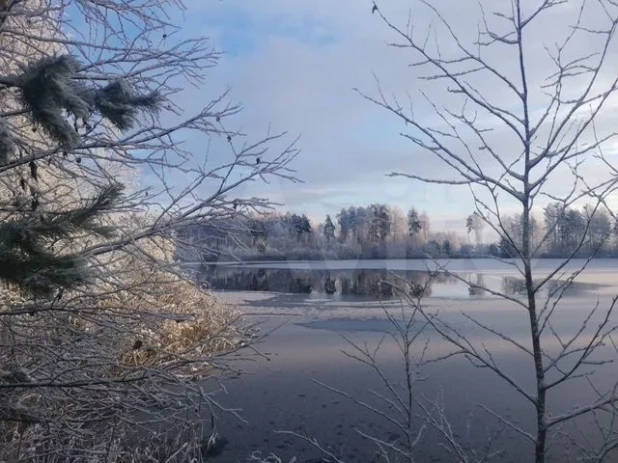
[0,2,299,460]
[323,215,336,242]
[0,184,123,297]
[407,208,422,236]
[0,54,160,297]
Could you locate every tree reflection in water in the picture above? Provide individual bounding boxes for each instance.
[468,274,486,296]
[199,265,599,300]
[202,267,436,299]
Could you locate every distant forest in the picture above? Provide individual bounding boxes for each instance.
[176,202,618,262]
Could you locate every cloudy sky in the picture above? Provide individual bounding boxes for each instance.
[170,0,618,235]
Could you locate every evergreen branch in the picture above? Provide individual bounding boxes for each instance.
[0,183,123,297]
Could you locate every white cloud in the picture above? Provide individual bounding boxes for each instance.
[169,0,618,236]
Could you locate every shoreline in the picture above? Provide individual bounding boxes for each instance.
[195,255,618,265]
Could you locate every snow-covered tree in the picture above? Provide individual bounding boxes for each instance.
[323,214,336,243]
[0,0,297,460]
[407,208,422,237]
[465,211,485,248]
[366,1,618,461]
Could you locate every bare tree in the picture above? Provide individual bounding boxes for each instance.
[360,1,618,462]
[264,277,507,463]
[0,0,298,460]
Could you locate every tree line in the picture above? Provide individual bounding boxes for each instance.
[178,201,618,262]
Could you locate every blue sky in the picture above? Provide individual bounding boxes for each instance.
[164,0,618,237]
[203,6,337,56]
[173,0,478,233]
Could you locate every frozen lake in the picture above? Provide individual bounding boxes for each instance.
[206,259,618,462]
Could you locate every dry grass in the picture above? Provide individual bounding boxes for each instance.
[0,237,252,462]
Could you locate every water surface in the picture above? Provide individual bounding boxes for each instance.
[201,258,614,300]
[209,259,618,462]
